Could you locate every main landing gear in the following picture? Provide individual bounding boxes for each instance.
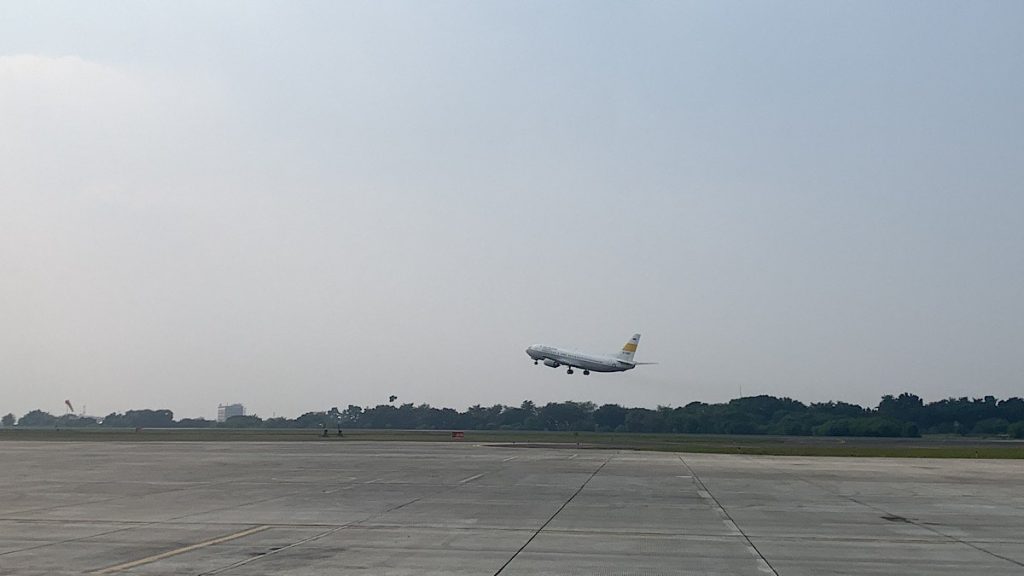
[534,360,538,365]
[583,370,590,375]
[566,368,574,374]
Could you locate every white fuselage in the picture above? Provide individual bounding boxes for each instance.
[525,345,635,373]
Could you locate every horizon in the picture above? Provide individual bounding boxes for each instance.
[9,390,1022,422]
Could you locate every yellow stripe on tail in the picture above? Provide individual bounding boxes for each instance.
[617,334,641,361]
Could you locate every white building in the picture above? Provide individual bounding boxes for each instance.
[217,403,245,422]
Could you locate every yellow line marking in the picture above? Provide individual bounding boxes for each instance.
[89,525,271,574]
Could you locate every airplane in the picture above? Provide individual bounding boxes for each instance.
[525,333,655,375]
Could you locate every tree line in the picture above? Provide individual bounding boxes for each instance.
[3,393,1024,438]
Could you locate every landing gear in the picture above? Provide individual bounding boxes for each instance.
[567,368,574,375]
[534,360,538,365]
[583,370,590,375]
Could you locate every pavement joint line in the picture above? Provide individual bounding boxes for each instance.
[679,456,780,576]
[321,485,357,494]
[200,451,524,574]
[799,476,1024,570]
[459,473,486,484]
[0,522,155,558]
[210,492,434,573]
[1,479,240,519]
[87,524,272,575]
[154,472,364,526]
[0,477,258,555]
[163,494,293,523]
[198,525,346,576]
[492,455,612,576]
[5,516,980,544]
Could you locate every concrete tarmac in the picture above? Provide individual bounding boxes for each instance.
[0,441,1021,575]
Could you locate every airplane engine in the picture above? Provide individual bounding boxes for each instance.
[543,359,560,368]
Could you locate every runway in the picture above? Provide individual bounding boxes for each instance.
[0,441,1022,575]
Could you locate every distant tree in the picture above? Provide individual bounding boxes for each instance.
[1008,421,1024,439]
[814,419,851,437]
[460,404,505,430]
[295,411,332,428]
[56,415,98,427]
[770,414,812,436]
[60,392,1021,437]
[425,407,461,429]
[810,401,867,419]
[177,418,216,428]
[101,412,127,427]
[624,409,657,433]
[220,415,263,428]
[124,409,174,428]
[1,413,14,427]
[665,409,705,434]
[997,398,1024,423]
[496,406,529,429]
[361,405,399,428]
[814,417,905,437]
[259,417,294,428]
[971,418,1009,435]
[540,402,594,431]
[721,415,761,435]
[729,395,807,423]
[593,404,627,432]
[99,410,174,428]
[340,405,363,427]
[878,393,924,422]
[392,403,422,429]
[18,410,58,427]
[518,401,542,430]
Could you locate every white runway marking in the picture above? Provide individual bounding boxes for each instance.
[89,525,271,574]
[200,525,347,575]
[502,456,517,462]
[459,473,485,484]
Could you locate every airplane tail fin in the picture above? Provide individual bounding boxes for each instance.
[616,333,641,362]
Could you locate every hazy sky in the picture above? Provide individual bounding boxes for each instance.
[2,1,1022,419]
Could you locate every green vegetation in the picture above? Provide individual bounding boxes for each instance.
[0,427,1020,458]
[6,393,1024,444]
